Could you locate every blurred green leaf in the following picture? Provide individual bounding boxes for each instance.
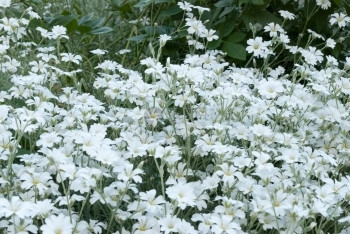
[332,43,341,58]
[78,13,94,25]
[239,0,249,5]
[77,25,92,34]
[217,15,236,38]
[207,40,222,49]
[127,34,149,42]
[135,0,152,8]
[226,32,246,42]
[85,18,104,29]
[219,6,236,18]
[215,0,234,8]
[47,14,77,26]
[251,0,264,5]
[27,18,46,30]
[90,27,113,34]
[222,42,246,60]
[144,26,173,35]
[66,19,79,33]
[243,9,282,29]
[155,0,173,3]
[160,4,182,16]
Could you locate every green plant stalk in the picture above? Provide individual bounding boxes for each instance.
[153,157,167,215]
[107,180,131,234]
[121,27,136,67]
[73,191,91,233]
[57,169,73,223]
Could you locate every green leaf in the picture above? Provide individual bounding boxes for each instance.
[144,26,173,35]
[78,13,94,25]
[226,32,246,42]
[160,4,182,16]
[219,6,236,18]
[332,0,341,5]
[77,25,92,34]
[90,27,113,34]
[215,0,233,8]
[157,26,173,34]
[243,9,282,29]
[239,0,249,5]
[111,0,132,13]
[47,14,77,27]
[17,148,31,156]
[207,40,222,50]
[217,15,236,38]
[155,0,172,3]
[134,0,153,8]
[251,0,264,5]
[73,3,82,15]
[27,18,46,30]
[85,18,104,29]
[66,19,78,33]
[127,34,149,42]
[332,43,341,58]
[222,42,246,60]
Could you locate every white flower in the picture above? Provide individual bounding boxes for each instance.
[139,189,165,213]
[159,34,171,47]
[2,57,20,73]
[159,215,182,234]
[326,38,336,48]
[30,199,58,218]
[279,10,295,20]
[116,49,131,55]
[60,52,82,64]
[316,0,331,9]
[195,5,210,15]
[0,44,9,54]
[166,182,196,209]
[279,33,290,44]
[264,22,284,37]
[0,0,11,8]
[186,17,206,36]
[258,79,285,99]
[20,171,52,195]
[307,29,325,40]
[210,214,242,233]
[132,216,158,233]
[250,124,273,137]
[246,37,271,58]
[178,1,193,12]
[0,105,9,123]
[326,55,338,66]
[90,48,107,55]
[0,17,19,34]
[40,214,73,234]
[50,25,68,39]
[329,12,350,28]
[276,147,301,163]
[201,28,218,41]
[300,46,323,65]
[27,9,41,19]
[95,60,119,71]
[36,132,62,148]
[0,196,31,219]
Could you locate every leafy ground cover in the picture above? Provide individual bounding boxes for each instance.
[1,0,350,233]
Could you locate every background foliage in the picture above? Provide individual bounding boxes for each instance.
[16,0,350,71]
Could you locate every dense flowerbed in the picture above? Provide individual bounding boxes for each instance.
[1,0,350,233]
